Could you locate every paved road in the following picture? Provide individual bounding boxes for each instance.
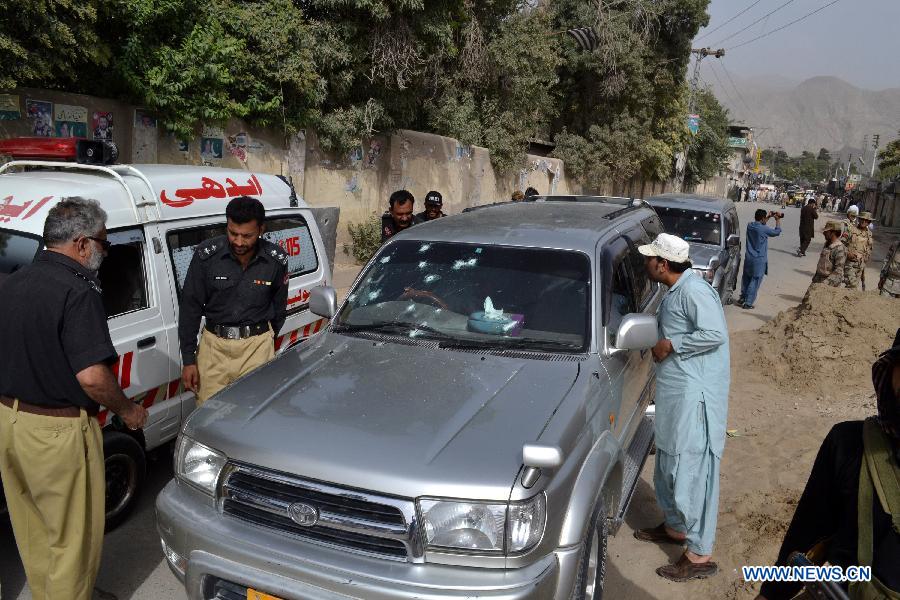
[0,201,891,599]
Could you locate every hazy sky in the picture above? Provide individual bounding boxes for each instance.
[694,0,900,90]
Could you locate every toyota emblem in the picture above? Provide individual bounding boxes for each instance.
[287,502,319,527]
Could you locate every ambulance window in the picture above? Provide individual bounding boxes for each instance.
[97,229,150,318]
[261,216,319,277]
[167,215,319,293]
[0,231,40,278]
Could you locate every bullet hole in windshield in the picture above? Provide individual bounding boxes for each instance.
[347,293,357,302]
[368,289,381,301]
[418,244,431,253]
[418,261,428,269]
[380,256,391,264]
[424,274,440,284]
[452,258,478,270]
[405,303,415,313]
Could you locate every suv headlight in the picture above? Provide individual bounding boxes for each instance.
[174,435,227,495]
[418,494,546,554]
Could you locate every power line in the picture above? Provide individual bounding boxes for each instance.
[709,0,799,47]
[696,0,764,41]
[727,0,844,50]
[703,61,740,113]
[712,59,758,123]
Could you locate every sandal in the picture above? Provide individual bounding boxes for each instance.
[633,523,686,545]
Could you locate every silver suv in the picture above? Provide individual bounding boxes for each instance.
[156,199,662,600]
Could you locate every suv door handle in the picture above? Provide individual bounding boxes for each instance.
[137,336,156,349]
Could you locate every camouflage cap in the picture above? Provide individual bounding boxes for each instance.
[857,211,874,222]
[822,220,843,233]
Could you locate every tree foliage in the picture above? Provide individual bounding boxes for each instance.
[0,0,726,184]
[878,131,900,180]
[684,88,730,186]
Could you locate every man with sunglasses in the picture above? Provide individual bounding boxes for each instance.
[0,197,148,600]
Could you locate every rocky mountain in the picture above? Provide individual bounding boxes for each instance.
[707,75,900,157]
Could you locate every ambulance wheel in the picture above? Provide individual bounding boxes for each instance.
[104,432,146,531]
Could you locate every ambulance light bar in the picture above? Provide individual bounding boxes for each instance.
[0,137,118,165]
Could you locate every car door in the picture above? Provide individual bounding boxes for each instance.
[98,226,175,447]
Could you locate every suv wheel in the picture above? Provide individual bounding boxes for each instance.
[104,432,146,531]
[570,499,609,600]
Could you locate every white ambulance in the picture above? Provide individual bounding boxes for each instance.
[0,138,332,528]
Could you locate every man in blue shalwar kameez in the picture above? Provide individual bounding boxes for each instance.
[634,233,731,582]
[738,209,782,309]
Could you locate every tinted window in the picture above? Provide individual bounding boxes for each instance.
[0,230,40,276]
[98,229,150,318]
[338,241,591,352]
[166,215,319,292]
[608,261,635,338]
[655,207,722,245]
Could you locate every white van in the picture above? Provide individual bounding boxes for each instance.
[0,139,332,528]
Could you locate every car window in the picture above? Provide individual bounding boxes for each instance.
[624,228,658,308]
[724,212,737,238]
[166,215,319,292]
[655,207,722,245]
[641,214,663,241]
[608,260,635,341]
[98,228,150,318]
[337,241,591,352]
[0,230,40,279]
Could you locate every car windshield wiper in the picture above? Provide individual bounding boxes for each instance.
[332,321,455,340]
[439,337,582,353]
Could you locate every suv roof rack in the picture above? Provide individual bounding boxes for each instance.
[0,160,157,223]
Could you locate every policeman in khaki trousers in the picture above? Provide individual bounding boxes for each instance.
[180,196,288,404]
[0,198,148,599]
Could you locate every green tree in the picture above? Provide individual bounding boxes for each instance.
[115,0,322,139]
[816,147,831,162]
[0,0,111,90]
[878,131,900,179]
[684,88,730,186]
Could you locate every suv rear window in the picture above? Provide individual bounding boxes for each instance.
[0,230,40,278]
[655,207,722,245]
[167,216,319,292]
[336,241,591,352]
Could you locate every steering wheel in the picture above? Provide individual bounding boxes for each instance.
[398,287,450,311]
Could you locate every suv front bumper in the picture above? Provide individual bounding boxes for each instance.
[157,480,582,600]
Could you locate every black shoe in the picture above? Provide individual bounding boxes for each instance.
[741,304,754,310]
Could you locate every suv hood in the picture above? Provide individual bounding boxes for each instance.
[185,334,581,501]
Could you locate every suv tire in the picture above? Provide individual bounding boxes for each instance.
[103,432,146,531]
[570,499,609,600]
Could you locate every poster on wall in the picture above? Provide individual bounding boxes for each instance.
[0,94,20,120]
[201,137,224,160]
[54,104,88,137]
[92,112,114,140]
[132,109,158,163]
[25,100,53,136]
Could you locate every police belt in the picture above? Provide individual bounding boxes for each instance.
[205,322,270,340]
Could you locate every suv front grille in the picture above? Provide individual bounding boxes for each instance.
[221,464,422,562]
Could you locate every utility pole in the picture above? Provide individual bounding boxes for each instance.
[871,134,880,177]
[676,47,725,191]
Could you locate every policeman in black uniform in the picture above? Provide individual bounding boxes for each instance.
[179,196,288,404]
[381,189,423,243]
[415,190,446,221]
[0,197,147,600]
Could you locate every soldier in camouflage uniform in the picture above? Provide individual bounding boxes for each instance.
[842,211,874,290]
[879,240,900,298]
[812,221,847,286]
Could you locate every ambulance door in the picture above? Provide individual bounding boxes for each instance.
[262,210,329,353]
[98,226,174,448]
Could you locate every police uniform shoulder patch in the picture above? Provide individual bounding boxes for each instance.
[197,236,224,261]
[261,238,288,266]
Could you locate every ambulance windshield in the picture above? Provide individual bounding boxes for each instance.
[0,230,40,276]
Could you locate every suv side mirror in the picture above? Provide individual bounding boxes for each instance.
[615,313,658,351]
[726,234,740,248]
[309,286,337,319]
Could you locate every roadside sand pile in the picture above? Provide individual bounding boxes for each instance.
[752,284,899,396]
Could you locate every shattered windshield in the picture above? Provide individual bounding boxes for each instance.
[335,241,591,352]
[655,207,722,245]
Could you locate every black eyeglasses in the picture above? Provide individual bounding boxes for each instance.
[86,237,112,251]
